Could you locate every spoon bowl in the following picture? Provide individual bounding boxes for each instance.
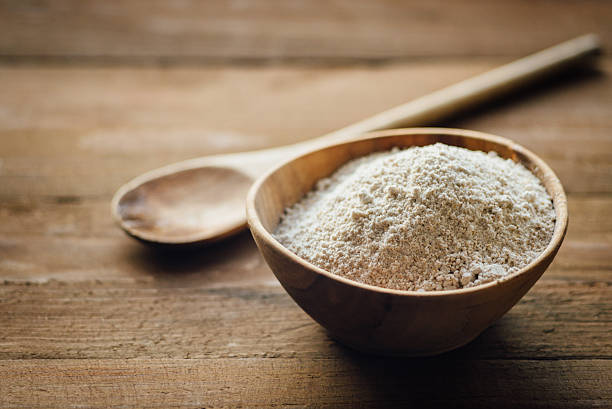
[113,165,253,245]
[246,128,568,356]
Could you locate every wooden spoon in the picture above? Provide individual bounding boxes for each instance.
[111,34,600,246]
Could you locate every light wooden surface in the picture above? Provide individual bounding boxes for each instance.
[1,1,611,407]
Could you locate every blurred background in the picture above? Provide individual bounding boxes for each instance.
[1,1,610,173]
[2,1,611,61]
[1,1,610,198]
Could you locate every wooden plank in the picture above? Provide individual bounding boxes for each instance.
[0,233,610,283]
[0,61,611,198]
[0,231,271,285]
[0,359,610,408]
[0,210,610,285]
[9,230,605,284]
[1,194,611,285]
[1,101,612,282]
[1,192,610,241]
[0,0,610,61]
[1,270,610,360]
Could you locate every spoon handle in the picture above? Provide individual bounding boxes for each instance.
[113,34,601,246]
[297,33,600,151]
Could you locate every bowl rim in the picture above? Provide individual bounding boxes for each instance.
[246,127,569,297]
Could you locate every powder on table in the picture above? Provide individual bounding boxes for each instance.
[274,143,555,291]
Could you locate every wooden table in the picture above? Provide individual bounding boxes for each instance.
[1,2,611,407]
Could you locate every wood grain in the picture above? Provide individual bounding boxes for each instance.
[1,272,610,360]
[1,359,610,409]
[1,33,611,407]
[0,0,610,62]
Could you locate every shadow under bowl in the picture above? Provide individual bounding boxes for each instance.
[246,128,568,356]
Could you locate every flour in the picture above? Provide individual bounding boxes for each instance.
[274,143,555,291]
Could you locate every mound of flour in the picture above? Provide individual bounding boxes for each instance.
[274,143,555,291]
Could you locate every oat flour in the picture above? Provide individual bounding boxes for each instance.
[274,143,555,291]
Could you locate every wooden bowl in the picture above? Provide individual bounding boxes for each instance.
[246,128,568,356]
